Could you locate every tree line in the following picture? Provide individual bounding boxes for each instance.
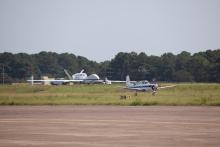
[0,49,219,83]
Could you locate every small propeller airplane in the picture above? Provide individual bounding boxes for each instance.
[124,75,176,95]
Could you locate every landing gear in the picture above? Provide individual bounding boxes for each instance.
[152,91,156,96]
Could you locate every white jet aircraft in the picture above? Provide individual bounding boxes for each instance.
[64,69,111,84]
[27,69,111,85]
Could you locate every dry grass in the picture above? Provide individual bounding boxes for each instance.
[0,83,219,105]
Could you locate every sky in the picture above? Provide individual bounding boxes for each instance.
[0,0,220,62]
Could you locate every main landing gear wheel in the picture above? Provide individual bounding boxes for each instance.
[152,91,156,96]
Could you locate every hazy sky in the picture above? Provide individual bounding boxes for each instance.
[0,0,220,62]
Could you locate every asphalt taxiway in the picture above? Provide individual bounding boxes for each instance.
[0,106,220,146]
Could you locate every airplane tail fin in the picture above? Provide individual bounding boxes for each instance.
[30,75,34,86]
[104,77,112,84]
[126,75,130,87]
[64,69,73,80]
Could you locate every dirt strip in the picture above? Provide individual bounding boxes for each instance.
[0,106,220,147]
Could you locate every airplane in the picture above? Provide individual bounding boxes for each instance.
[64,69,112,84]
[124,75,176,95]
[64,69,87,80]
[27,69,112,85]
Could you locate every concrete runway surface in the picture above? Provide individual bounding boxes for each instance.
[0,106,220,147]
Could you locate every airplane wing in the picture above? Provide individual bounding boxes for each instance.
[157,85,176,89]
[110,80,126,83]
[109,80,136,83]
[27,79,83,82]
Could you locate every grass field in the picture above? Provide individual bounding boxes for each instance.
[0,83,220,105]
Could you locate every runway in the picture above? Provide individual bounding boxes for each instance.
[0,106,220,147]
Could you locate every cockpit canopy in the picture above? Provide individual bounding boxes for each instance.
[141,80,150,84]
[136,80,150,85]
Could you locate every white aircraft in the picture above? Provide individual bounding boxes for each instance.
[124,75,176,95]
[27,69,111,85]
[64,69,112,84]
[64,69,87,80]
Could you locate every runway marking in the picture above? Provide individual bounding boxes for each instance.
[0,118,219,126]
[0,139,109,146]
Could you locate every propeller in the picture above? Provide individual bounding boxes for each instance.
[150,78,176,95]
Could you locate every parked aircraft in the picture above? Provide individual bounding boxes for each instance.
[64,69,112,84]
[124,75,176,95]
[64,69,87,80]
[27,69,111,85]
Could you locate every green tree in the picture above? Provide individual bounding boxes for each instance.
[160,53,176,81]
[110,52,131,80]
[174,70,193,82]
[188,54,210,82]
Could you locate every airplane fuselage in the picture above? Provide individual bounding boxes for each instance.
[72,73,87,80]
[126,81,158,91]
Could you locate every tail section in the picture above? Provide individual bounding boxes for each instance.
[64,69,73,80]
[104,77,112,84]
[30,75,34,86]
[126,75,131,87]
